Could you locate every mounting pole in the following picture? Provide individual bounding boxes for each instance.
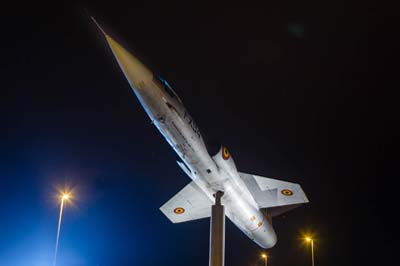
[209,191,225,266]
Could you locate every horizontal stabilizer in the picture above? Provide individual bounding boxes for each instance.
[239,172,309,216]
[160,181,213,223]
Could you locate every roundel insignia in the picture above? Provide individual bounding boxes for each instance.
[174,207,185,214]
[281,189,294,196]
[222,147,230,160]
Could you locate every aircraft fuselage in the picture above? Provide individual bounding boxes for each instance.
[129,70,277,248]
[99,30,278,248]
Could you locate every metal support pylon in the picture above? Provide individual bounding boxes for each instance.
[209,191,225,266]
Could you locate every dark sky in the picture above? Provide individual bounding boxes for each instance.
[1,1,396,266]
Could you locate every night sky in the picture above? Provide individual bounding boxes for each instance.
[1,1,396,266]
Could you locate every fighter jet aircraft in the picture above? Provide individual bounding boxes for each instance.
[93,18,308,249]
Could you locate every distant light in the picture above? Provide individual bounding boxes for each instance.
[62,194,69,200]
[261,253,267,259]
[53,189,74,266]
[59,191,72,203]
[303,235,315,266]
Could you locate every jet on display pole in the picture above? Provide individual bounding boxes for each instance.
[92,17,309,261]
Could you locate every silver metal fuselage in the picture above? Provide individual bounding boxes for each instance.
[103,32,276,247]
[127,68,276,249]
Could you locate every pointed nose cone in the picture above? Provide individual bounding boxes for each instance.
[92,17,153,90]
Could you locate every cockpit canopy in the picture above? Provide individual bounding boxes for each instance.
[155,75,183,103]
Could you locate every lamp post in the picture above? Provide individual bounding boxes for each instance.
[53,192,72,266]
[261,253,268,266]
[305,237,314,266]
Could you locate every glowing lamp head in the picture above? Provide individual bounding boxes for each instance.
[261,253,267,259]
[305,237,312,242]
[60,192,72,202]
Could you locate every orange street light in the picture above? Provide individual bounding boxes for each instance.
[261,252,268,266]
[53,190,73,266]
[304,236,315,266]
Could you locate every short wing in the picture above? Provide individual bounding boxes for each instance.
[160,181,213,223]
[239,172,309,216]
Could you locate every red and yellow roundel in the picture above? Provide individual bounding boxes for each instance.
[174,207,185,214]
[222,147,230,160]
[281,189,294,196]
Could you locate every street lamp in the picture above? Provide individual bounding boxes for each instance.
[53,191,73,266]
[305,236,315,266]
[62,193,70,201]
[261,253,268,266]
